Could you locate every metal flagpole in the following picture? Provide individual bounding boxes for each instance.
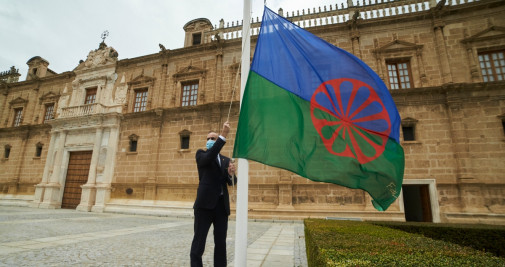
[234,0,251,265]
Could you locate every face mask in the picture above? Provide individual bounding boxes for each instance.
[206,139,215,150]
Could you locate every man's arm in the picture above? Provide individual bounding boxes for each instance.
[195,122,231,166]
[196,138,225,166]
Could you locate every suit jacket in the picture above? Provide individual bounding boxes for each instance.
[193,137,237,216]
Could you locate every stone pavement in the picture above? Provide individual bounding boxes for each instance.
[0,206,308,267]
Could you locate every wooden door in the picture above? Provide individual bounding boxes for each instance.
[419,185,433,222]
[61,151,92,209]
[402,184,433,222]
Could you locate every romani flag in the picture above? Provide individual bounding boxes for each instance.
[233,7,405,211]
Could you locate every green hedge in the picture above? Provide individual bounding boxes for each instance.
[304,219,505,267]
[372,221,505,258]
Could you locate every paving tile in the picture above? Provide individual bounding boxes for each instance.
[0,206,308,266]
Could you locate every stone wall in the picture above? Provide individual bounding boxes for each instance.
[0,0,504,223]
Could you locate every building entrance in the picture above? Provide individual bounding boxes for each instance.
[61,151,92,209]
[402,184,433,222]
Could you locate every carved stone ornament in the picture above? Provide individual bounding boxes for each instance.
[79,45,119,69]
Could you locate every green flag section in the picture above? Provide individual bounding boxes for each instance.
[234,72,404,211]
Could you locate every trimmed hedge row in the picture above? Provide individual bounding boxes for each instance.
[304,219,505,267]
[372,221,505,258]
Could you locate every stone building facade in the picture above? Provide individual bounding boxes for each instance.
[1,0,504,224]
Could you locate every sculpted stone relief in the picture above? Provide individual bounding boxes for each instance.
[113,73,127,104]
[83,46,118,69]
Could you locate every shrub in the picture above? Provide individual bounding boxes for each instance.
[304,219,505,267]
[372,221,505,258]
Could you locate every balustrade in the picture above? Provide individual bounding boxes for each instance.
[60,103,105,118]
[204,0,477,42]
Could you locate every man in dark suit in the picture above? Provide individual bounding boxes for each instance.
[190,121,237,267]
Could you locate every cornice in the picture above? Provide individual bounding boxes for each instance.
[391,82,505,106]
[0,123,50,134]
[2,72,75,91]
[121,101,238,121]
[48,112,122,130]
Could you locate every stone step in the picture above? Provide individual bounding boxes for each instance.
[103,200,194,218]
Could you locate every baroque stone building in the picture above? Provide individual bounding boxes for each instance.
[1,0,504,224]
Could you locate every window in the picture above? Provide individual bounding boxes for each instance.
[181,136,190,149]
[130,140,137,152]
[502,120,505,135]
[387,61,413,89]
[33,68,38,75]
[192,33,202,45]
[181,81,199,107]
[13,108,23,127]
[85,88,97,104]
[478,50,505,82]
[402,126,415,141]
[179,129,192,151]
[134,89,148,112]
[401,117,418,142]
[4,145,11,159]
[43,103,55,122]
[128,134,139,152]
[35,143,43,157]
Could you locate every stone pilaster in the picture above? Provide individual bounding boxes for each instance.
[9,130,29,194]
[39,130,68,209]
[77,127,103,211]
[32,131,58,207]
[277,170,293,209]
[433,21,453,84]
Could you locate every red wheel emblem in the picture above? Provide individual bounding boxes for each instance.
[310,78,391,164]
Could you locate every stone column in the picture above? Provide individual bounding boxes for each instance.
[40,130,68,209]
[32,131,58,207]
[433,22,453,84]
[77,127,103,211]
[92,125,119,212]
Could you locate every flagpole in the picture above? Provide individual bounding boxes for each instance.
[234,0,251,265]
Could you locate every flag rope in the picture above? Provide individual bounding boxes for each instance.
[226,18,250,196]
[226,61,241,123]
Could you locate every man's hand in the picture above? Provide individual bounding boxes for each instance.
[228,161,236,176]
[221,121,230,138]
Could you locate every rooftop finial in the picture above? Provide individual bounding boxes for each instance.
[101,30,109,42]
[99,30,109,49]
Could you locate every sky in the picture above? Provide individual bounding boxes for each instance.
[0,0,348,81]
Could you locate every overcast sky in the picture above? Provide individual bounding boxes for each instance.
[0,0,348,81]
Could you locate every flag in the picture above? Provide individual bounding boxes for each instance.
[233,7,405,211]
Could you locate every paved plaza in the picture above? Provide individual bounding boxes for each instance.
[0,206,307,266]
